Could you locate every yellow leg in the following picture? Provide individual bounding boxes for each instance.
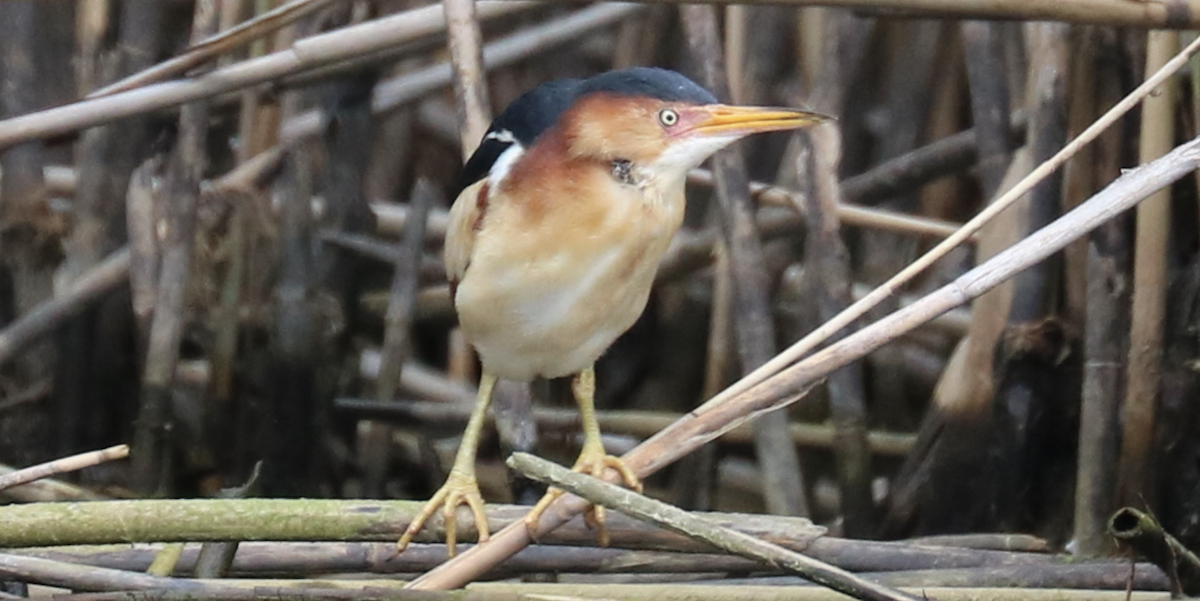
[397,372,497,557]
[524,366,641,546]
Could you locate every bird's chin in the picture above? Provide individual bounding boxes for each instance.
[655,134,742,176]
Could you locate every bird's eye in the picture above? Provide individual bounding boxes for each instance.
[658,109,679,127]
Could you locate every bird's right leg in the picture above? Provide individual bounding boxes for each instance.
[397,372,497,557]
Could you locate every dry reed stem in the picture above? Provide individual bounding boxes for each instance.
[1071,29,1130,556]
[442,0,492,153]
[1118,30,1178,507]
[0,445,128,492]
[470,582,1168,601]
[442,0,494,383]
[373,183,435,403]
[547,0,1200,29]
[509,453,918,601]
[798,125,873,536]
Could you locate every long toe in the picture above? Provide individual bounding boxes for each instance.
[524,487,566,535]
[600,455,642,492]
[395,473,487,557]
[396,486,449,553]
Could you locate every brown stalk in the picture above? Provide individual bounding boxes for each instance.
[797,125,873,536]
[57,0,163,460]
[130,0,218,496]
[681,3,806,517]
[125,157,162,352]
[1070,28,1130,557]
[545,0,1200,29]
[679,241,732,510]
[442,0,492,153]
[986,21,1070,529]
[373,183,435,404]
[1118,30,1178,508]
[854,20,943,430]
[442,0,492,387]
[261,145,320,497]
[961,21,1016,200]
[316,67,388,495]
[406,120,1200,593]
[0,0,54,388]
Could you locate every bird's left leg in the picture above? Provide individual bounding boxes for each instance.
[397,372,497,557]
[524,366,641,545]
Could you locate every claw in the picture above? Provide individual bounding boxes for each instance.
[397,470,490,557]
[523,452,641,547]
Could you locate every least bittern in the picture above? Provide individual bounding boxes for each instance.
[398,67,828,555]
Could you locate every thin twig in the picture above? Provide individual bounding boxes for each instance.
[509,453,919,601]
[0,465,108,502]
[0,445,129,492]
[90,0,347,97]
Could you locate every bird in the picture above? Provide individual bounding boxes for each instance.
[397,67,828,556]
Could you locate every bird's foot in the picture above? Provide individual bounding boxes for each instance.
[396,469,490,557]
[523,451,641,546]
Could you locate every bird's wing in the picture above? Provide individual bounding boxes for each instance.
[444,178,490,291]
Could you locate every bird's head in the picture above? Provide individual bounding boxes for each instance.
[560,92,829,185]
[457,67,829,196]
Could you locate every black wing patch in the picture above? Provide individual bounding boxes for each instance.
[454,78,582,196]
